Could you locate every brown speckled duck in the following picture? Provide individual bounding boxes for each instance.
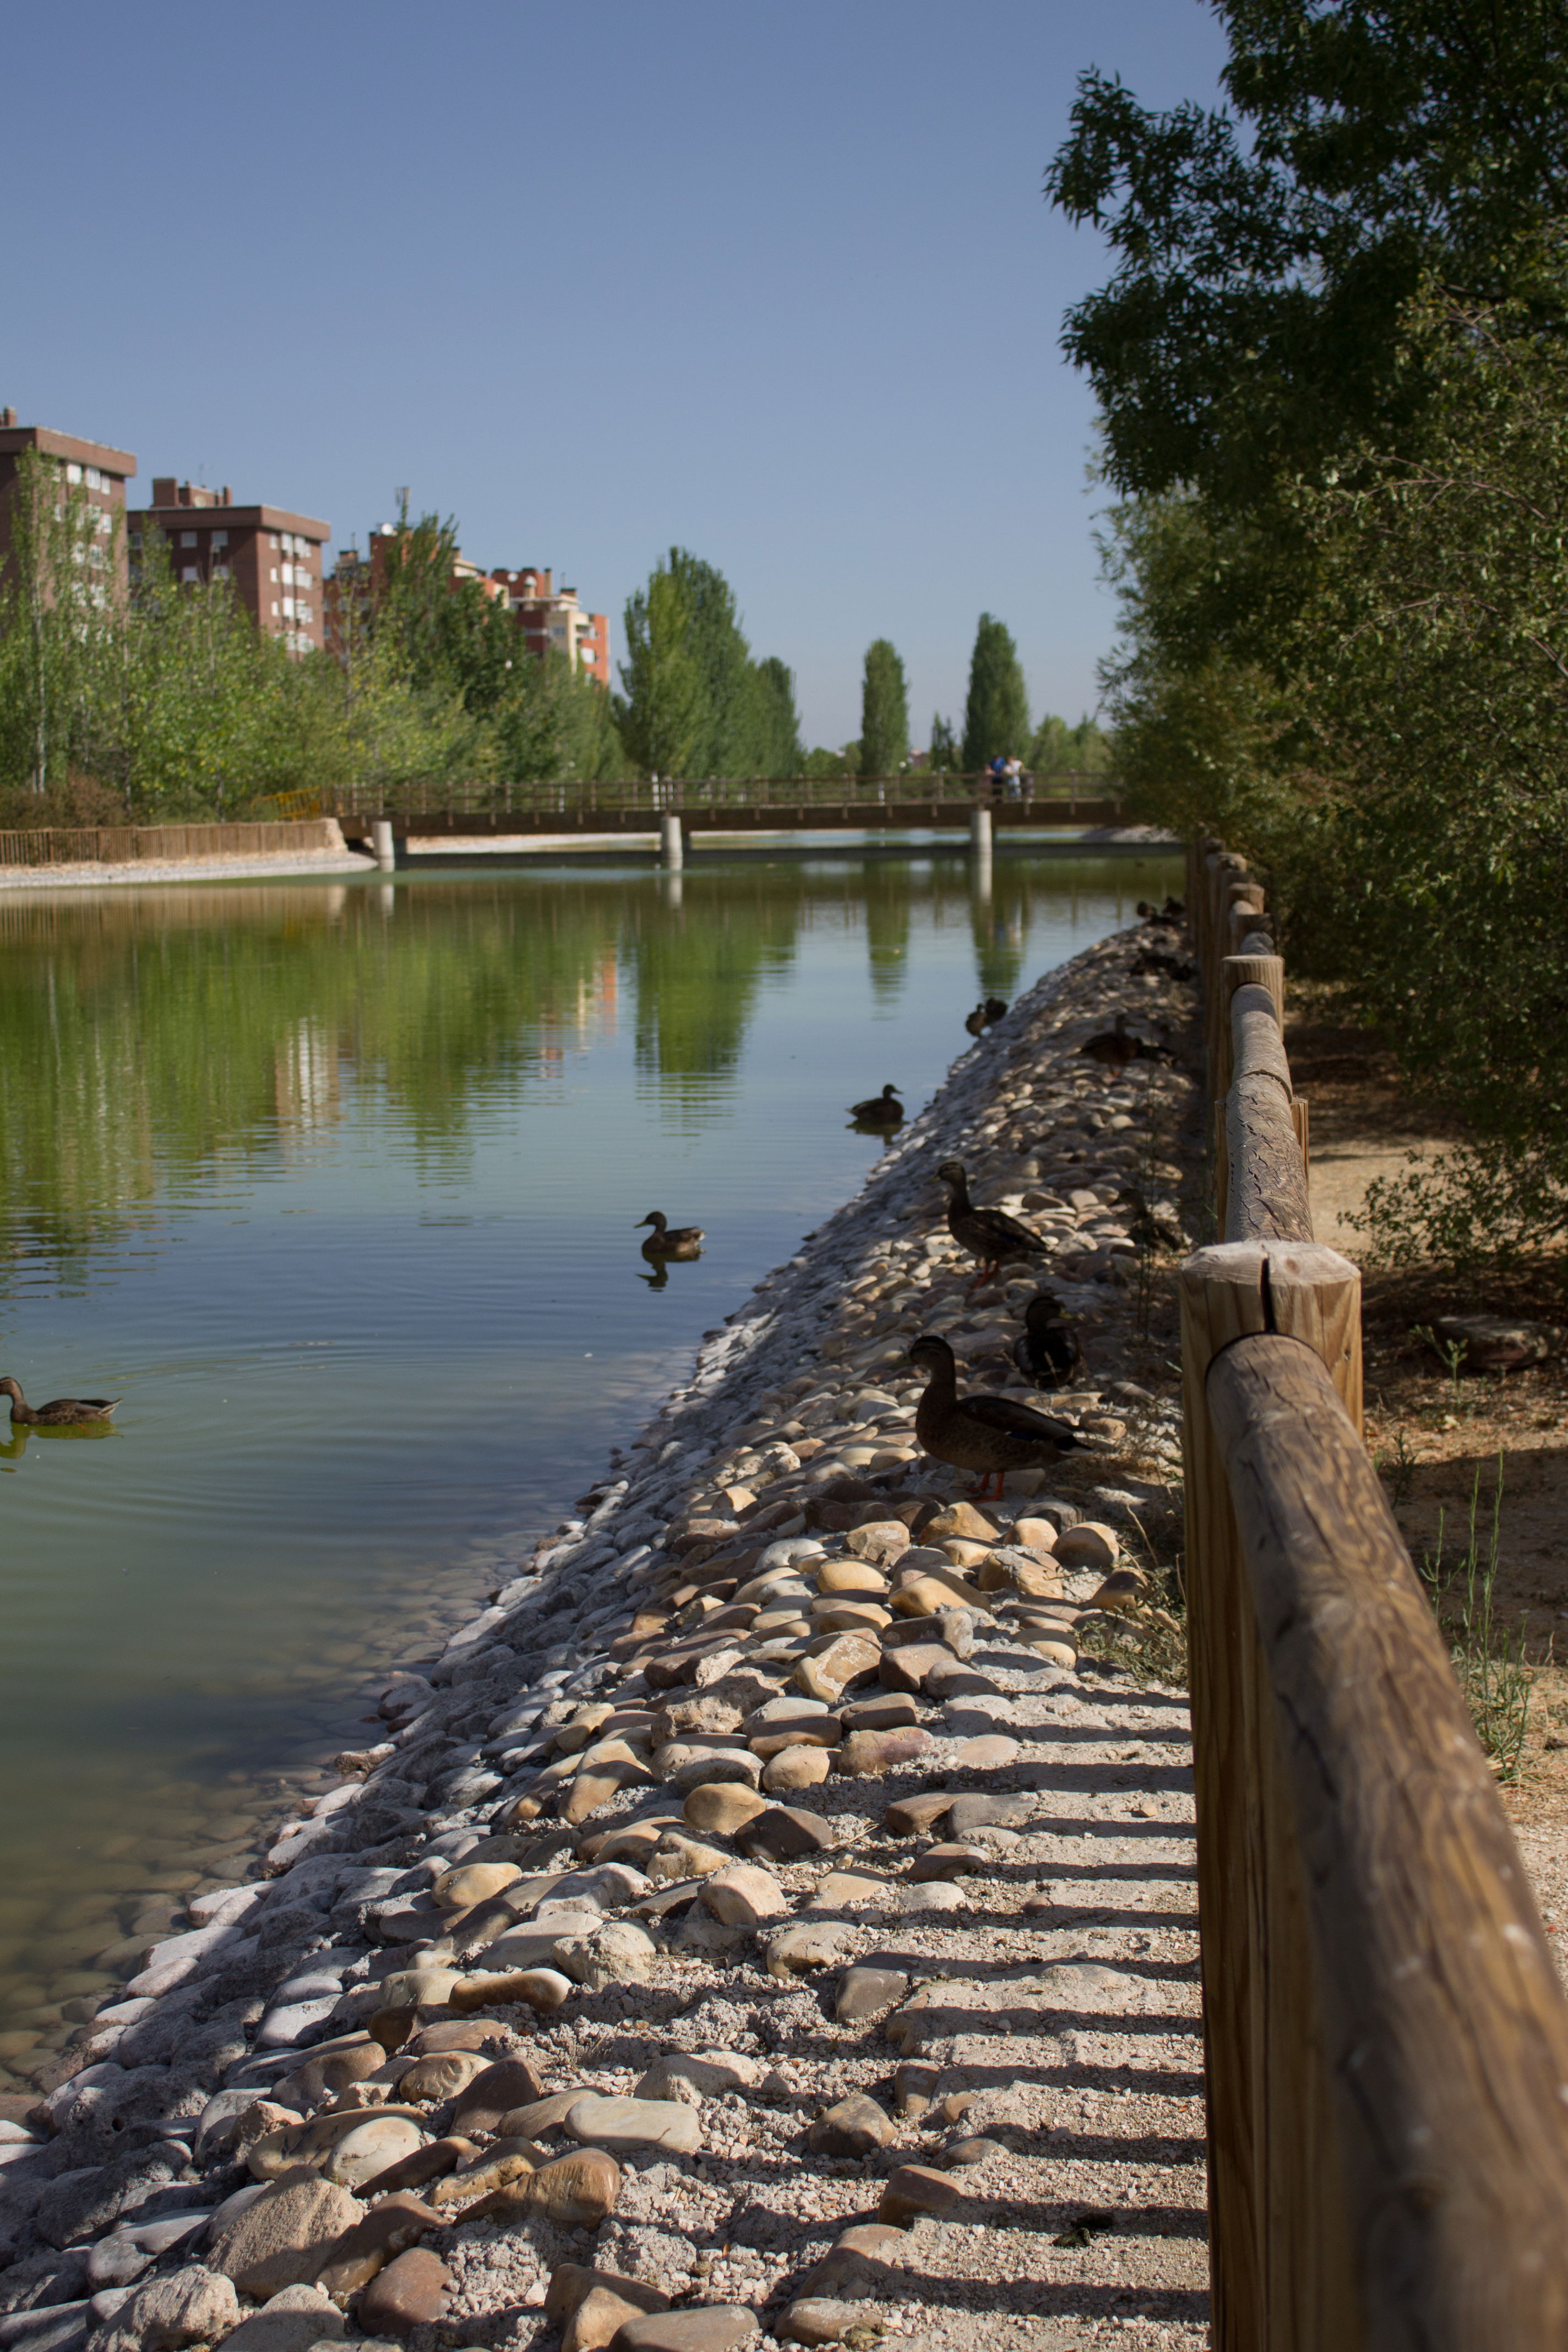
[936,1158,1048,1288]
[636,1211,704,1263]
[0,1377,119,1427]
[907,1335,1080,1499]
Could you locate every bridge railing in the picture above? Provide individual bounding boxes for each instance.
[326,770,1122,821]
[1179,840,1568,2346]
[0,820,341,867]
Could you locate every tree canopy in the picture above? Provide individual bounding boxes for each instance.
[961,614,1030,769]
[617,549,800,778]
[858,639,910,776]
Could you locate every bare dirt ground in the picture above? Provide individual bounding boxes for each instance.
[1288,988,1568,1944]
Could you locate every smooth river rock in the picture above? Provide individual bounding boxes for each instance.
[565,2096,701,2157]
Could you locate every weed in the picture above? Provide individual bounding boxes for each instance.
[1412,1322,1469,1411]
[1417,1453,1533,1781]
[1374,1425,1419,1508]
[1076,1556,1189,1689]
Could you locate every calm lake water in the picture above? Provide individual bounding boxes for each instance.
[0,842,1178,2076]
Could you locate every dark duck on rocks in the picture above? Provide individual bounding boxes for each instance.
[907,1333,1080,1499]
[936,1157,1048,1288]
[1012,1292,1082,1389]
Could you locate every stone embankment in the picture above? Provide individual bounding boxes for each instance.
[0,931,1208,2352]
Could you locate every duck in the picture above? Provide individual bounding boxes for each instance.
[907,1335,1080,1499]
[1079,1011,1141,1070]
[635,1211,704,1262]
[936,1158,1048,1287]
[848,1084,905,1124]
[963,1004,987,1037]
[1128,950,1194,982]
[983,997,1009,1026]
[1012,1293,1083,1389]
[1115,1183,1186,1253]
[0,1377,119,1427]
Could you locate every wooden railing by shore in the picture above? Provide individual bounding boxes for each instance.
[0,819,342,867]
[1181,842,1568,2344]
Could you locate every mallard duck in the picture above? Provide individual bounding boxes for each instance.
[636,1211,704,1262]
[0,1377,119,1427]
[848,1085,905,1124]
[907,1335,1080,1499]
[1128,950,1194,982]
[937,1158,1048,1287]
[963,1004,987,1038]
[983,996,1008,1026]
[1079,1011,1140,1069]
[1012,1293,1082,1389]
[1115,1184,1185,1252]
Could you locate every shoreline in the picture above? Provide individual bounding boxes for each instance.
[0,929,1211,2350]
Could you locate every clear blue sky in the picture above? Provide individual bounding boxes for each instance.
[3,1,1227,749]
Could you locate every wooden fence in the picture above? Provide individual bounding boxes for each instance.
[0,820,341,867]
[328,770,1120,823]
[1181,841,1568,2345]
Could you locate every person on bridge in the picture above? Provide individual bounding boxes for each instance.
[987,753,1008,796]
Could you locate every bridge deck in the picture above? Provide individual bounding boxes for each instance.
[334,793,1129,839]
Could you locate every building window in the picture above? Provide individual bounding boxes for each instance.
[66,464,81,484]
[214,564,230,579]
[181,531,197,547]
[212,530,228,549]
[269,567,278,582]
[282,597,295,618]
[181,566,199,582]
[270,601,279,617]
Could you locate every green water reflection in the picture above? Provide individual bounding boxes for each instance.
[0,846,1176,2077]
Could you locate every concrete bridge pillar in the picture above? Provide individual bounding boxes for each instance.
[660,813,685,869]
[372,819,396,873]
[970,804,993,857]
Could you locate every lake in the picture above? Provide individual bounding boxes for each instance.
[0,840,1178,2079]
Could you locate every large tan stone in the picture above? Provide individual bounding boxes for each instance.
[462,2148,622,2227]
[356,2246,452,2335]
[432,1861,523,1910]
[211,2169,364,2298]
[921,1504,998,1543]
[843,1521,910,1568]
[761,1744,830,1792]
[313,2192,444,2301]
[815,1558,888,1596]
[684,1782,767,1836]
[701,1863,790,1928]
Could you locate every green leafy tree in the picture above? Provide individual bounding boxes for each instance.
[858,640,910,776]
[927,714,960,772]
[961,614,1030,770]
[751,656,803,776]
[1028,711,1113,774]
[618,562,706,776]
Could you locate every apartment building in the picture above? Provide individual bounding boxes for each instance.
[489,566,610,682]
[129,480,331,655]
[0,407,136,594]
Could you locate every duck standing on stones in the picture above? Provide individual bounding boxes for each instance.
[982,996,1008,1026]
[937,1158,1048,1288]
[0,1377,119,1427]
[907,1334,1080,1499]
[636,1211,704,1264]
[1012,1293,1083,1389]
[963,1004,987,1038]
[848,1084,905,1125]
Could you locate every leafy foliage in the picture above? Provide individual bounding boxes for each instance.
[617,548,801,778]
[858,639,910,775]
[961,614,1030,770]
[1029,710,1114,774]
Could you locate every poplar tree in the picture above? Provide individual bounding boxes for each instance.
[961,615,1030,770]
[858,640,910,776]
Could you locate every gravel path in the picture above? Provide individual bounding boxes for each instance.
[0,928,1208,2352]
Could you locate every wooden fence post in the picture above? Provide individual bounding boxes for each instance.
[1183,1242,1368,2351]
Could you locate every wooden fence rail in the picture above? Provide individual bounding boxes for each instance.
[1180,842,1568,2344]
[0,820,341,867]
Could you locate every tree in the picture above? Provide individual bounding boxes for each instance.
[751,656,803,776]
[961,615,1030,770]
[927,714,961,773]
[1046,1,1568,514]
[1028,711,1114,774]
[858,640,910,776]
[618,548,798,777]
[618,562,706,776]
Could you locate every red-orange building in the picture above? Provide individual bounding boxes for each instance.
[129,479,330,655]
[489,565,610,683]
[0,407,136,594]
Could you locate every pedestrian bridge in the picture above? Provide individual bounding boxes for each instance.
[330,773,1130,856]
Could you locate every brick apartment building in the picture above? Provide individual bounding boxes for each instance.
[488,566,610,683]
[0,407,137,594]
[129,480,331,655]
[328,532,610,684]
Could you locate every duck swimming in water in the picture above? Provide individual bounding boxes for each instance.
[0,1377,119,1427]
[907,1335,1080,1500]
[636,1211,704,1262]
[848,1084,905,1124]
